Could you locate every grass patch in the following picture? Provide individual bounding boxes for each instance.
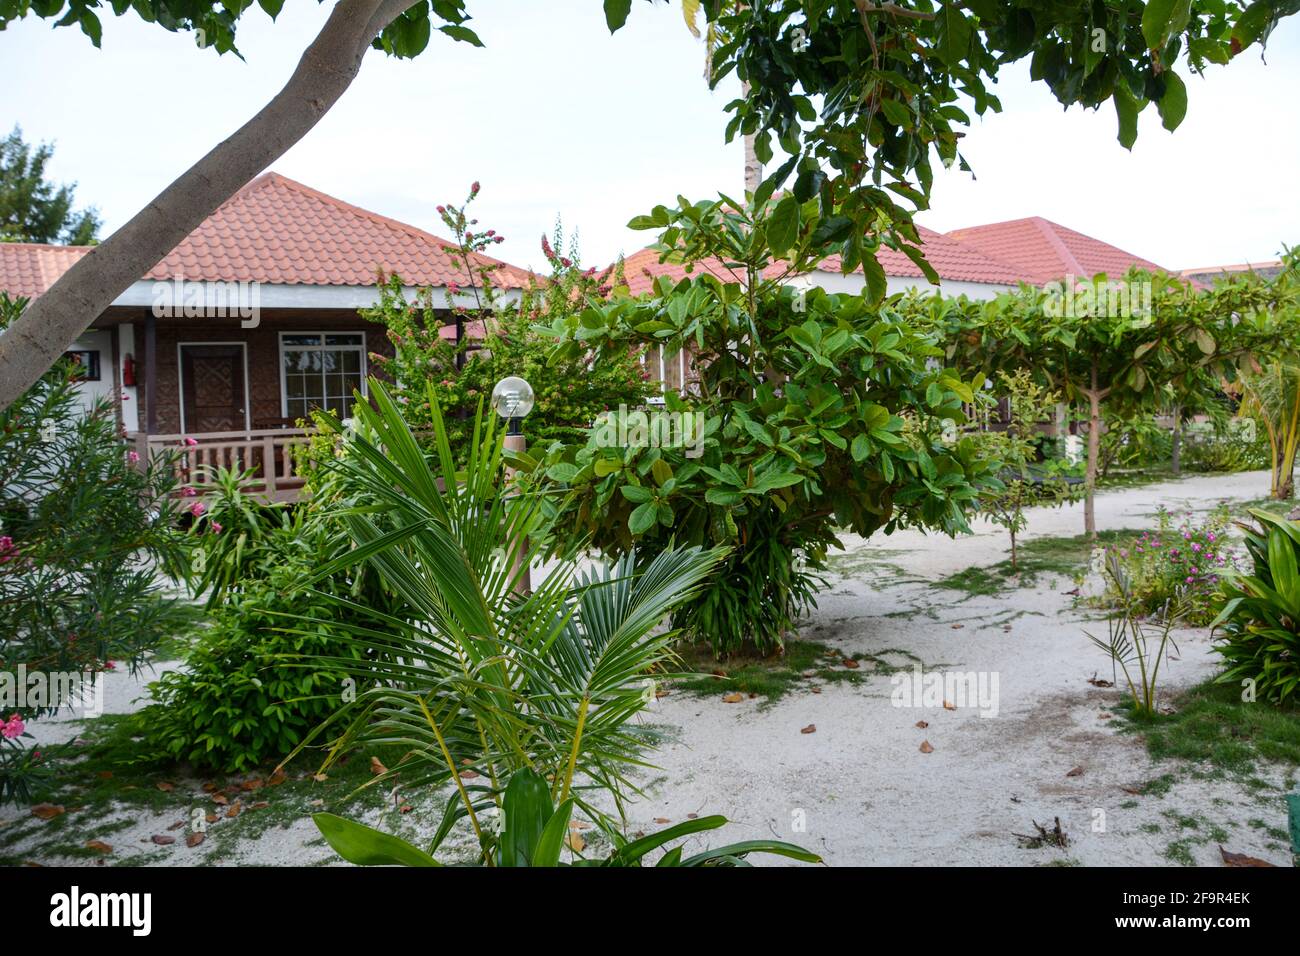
[1121,680,1300,776]
[931,529,1143,598]
[671,638,921,703]
[0,712,414,866]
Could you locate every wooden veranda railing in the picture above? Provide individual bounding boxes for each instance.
[128,428,314,503]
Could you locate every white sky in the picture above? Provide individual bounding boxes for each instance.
[3,1,1297,274]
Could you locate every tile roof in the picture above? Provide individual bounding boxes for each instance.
[0,242,92,298]
[0,172,531,299]
[944,216,1168,284]
[816,224,1026,285]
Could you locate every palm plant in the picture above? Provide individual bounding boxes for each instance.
[1085,552,1183,719]
[1239,361,1300,500]
[286,379,727,859]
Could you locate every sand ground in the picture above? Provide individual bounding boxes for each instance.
[3,469,1295,866]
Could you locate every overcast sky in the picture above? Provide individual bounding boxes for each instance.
[4,1,1297,274]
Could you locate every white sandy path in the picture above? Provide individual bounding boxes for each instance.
[3,470,1295,866]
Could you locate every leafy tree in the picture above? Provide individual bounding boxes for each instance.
[359,185,648,453]
[525,196,1000,654]
[929,271,1294,536]
[1,0,1294,410]
[0,126,100,244]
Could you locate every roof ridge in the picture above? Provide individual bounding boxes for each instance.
[1029,217,1086,277]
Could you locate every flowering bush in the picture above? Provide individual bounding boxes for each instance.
[1089,506,1237,625]
[0,293,194,803]
[357,184,647,457]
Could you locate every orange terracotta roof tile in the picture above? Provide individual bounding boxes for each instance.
[0,172,531,299]
[944,216,1169,284]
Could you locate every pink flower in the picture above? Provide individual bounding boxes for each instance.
[182,437,198,447]
[126,450,140,464]
[1191,542,1201,552]
[210,522,223,534]
[471,181,480,195]
[103,661,116,671]
[2,714,24,739]
[189,501,205,518]
[181,486,197,497]
[0,536,15,565]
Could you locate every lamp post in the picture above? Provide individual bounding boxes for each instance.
[491,376,534,595]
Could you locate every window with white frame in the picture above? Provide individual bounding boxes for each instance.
[280,332,366,420]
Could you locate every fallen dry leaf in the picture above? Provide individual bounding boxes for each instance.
[801,669,817,678]
[211,793,229,805]
[399,804,413,814]
[1087,673,1115,688]
[687,813,698,820]
[950,623,965,630]
[915,720,929,729]
[919,740,934,753]
[655,689,670,699]
[370,756,388,776]
[205,813,219,824]
[226,803,241,819]
[201,782,218,793]
[842,658,860,669]
[186,832,205,849]
[800,724,817,734]
[942,700,957,711]
[85,840,112,855]
[721,692,744,703]
[654,817,671,824]
[1219,846,1274,867]
[565,825,585,853]
[150,835,175,846]
[239,778,263,792]
[155,781,175,793]
[810,685,822,694]
[459,769,480,779]
[30,804,65,820]
[167,821,185,831]
[267,769,287,786]
[312,773,328,783]
[251,801,269,810]
[96,771,113,780]
[1066,766,1085,777]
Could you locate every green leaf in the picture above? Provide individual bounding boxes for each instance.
[603,0,632,33]
[1156,71,1187,131]
[530,799,575,867]
[498,768,554,866]
[1142,0,1192,50]
[768,195,800,256]
[313,814,441,867]
[620,484,653,503]
[1194,327,1216,355]
[629,501,658,534]
[851,434,870,463]
[1113,83,1141,150]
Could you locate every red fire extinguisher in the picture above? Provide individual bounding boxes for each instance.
[123,353,137,386]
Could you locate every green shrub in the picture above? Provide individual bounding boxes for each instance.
[1212,509,1300,704]
[1087,506,1237,626]
[143,568,367,772]
[1181,418,1270,473]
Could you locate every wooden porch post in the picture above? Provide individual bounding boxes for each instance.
[144,311,158,434]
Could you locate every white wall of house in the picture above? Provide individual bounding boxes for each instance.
[68,329,115,415]
[117,322,139,432]
[788,270,1016,301]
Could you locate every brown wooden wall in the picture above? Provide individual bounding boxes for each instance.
[99,308,395,434]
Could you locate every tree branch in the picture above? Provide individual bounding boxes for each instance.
[0,0,413,411]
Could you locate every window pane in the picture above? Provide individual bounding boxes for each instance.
[282,334,322,347]
[325,334,363,346]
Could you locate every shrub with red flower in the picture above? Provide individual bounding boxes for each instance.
[1088,505,1238,625]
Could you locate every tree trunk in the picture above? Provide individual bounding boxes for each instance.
[741,80,763,197]
[1170,403,1182,476]
[1085,389,1102,540]
[0,0,413,411]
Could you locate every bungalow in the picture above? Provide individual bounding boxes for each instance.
[0,173,532,499]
